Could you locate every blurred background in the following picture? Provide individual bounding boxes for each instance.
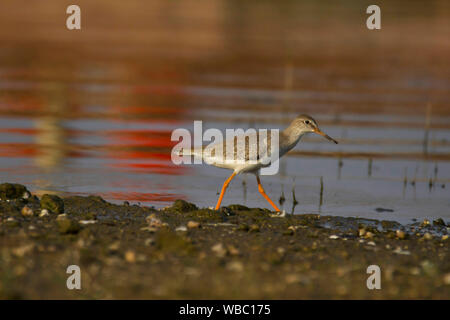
[0,0,448,223]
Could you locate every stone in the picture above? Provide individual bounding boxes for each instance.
[396,230,406,239]
[39,209,49,217]
[187,221,201,229]
[21,206,33,217]
[171,199,197,212]
[0,183,29,200]
[423,232,433,240]
[226,261,244,272]
[125,250,136,263]
[57,218,80,234]
[41,194,64,214]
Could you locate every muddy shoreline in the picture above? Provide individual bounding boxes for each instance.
[0,183,448,299]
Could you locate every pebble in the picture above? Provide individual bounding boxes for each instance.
[329,235,339,240]
[364,232,374,239]
[21,205,33,217]
[421,219,430,227]
[12,244,35,257]
[396,230,406,239]
[108,242,120,252]
[285,274,302,284]
[226,261,244,272]
[358,228,366,237]
[421,260,437,276]
[56,214,67,220]
[41,194,65,214]
[423,232,433,240]
[393,247,411,255]
[39,209,49,217]
[175,226,187,232]
[227,245,240,256]
[433,218,446,227]
[211,243,227,258]
[187,221,200,229]
[367,241,376,246]
[79,220,97,225]
[443,273,450,285]
[125,250,136,263]
[57,218,81,234]
[146,214,168,228]
[144,238,154,246]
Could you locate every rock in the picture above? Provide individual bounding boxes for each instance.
[393,247,411,255]
[367,241,376,246]
[39,209,49,217]
[171,199,197,212]
[146,214,168,228]
[41,194,64,214]
[421,260,437,276]
[12,244,35,258]
[57,218,81,234]
[175,226,187,232]
[285,274,302,284]
[433,218,446,227]
[420,219,431,227]
[364,232,374,239]
[228,245,240,256]
[108,242,120,252]
[211,243,226,258]
[442,235,449,241]
[329,235,339,240]
[249,224,260,233]
[79,220,97,225]
[0,183,29,200]
[144,238,155,246]
[443,273,450,285]
[396,230,406,239]
[125,250,136,263]
[423,232,433,240]
[227,204,249,211]
[237,224,249,232]
[226,261,244,272]
[358,228,366,237]
[21,205,34,217]
[187,221,200,229]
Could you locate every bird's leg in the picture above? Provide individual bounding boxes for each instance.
[215,172,237,210]
[256,176,280,212]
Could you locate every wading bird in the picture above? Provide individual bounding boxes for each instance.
[182,115,338,212]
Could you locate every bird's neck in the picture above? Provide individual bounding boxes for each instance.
[280,125,306,151]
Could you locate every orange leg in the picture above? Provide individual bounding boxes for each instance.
[215,172,237,210]
[256,176,280,212]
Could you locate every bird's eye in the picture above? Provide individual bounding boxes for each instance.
[304,120,310,125]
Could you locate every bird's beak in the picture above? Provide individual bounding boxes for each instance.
[314,128,338,144]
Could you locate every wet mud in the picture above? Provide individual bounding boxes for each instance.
[0,183,448,299]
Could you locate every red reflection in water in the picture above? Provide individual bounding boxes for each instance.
[113,162,184,175]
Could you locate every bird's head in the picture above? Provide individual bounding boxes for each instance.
[290,114,338,144]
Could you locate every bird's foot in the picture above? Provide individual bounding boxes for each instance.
[270,210,286,218]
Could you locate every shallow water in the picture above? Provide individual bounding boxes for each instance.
[0,0,449,224]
